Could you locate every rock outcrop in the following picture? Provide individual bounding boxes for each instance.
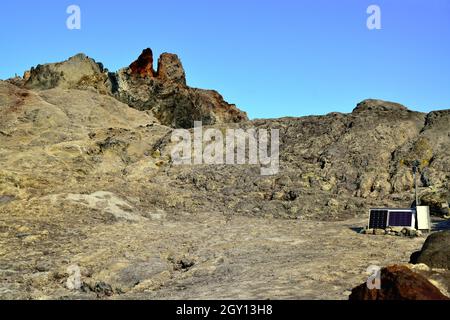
[349,265,449,300]
[352,99,409,113]
[111,49,246,128]
[24,54,111,94]
[129,48,155,77]
[156,53,186,85]
[15,48,248,129]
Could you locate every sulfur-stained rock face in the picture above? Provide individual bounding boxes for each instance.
[349,265,449,300]
[129,48,155,77]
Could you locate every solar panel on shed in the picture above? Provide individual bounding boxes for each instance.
[369,209,388,229]
[388,211,413,227]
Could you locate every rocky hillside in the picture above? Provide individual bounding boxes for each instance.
[1,50,450,299]
[2,50,450,220]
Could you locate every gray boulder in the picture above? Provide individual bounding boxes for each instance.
[410,231,450,269]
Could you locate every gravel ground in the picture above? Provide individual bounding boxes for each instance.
[1,208,434,300]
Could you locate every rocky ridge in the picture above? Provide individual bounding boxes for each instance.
[15,48,248,129]
[1,49,450,299]
[2,51,450,220]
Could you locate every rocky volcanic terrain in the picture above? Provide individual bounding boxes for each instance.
[1,49,450,299]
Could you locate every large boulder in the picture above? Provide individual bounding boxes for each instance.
[349,265,449,300]
[410,231,450,269]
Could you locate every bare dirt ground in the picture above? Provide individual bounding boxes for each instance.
[1,208,435,300]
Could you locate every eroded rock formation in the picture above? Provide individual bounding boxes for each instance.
[129,48,155,77]
[156,53,186,85]
[16,48,248,128]
[24,53,110,93]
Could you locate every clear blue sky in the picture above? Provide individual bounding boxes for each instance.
[1,0,449,119]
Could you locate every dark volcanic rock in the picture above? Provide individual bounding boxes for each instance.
[349,265,449,300]
[129,48,155,77]
[410,231,450,269]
